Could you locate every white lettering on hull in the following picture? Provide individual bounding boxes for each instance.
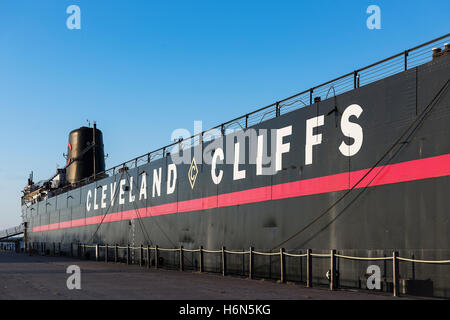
[85,104,364,211]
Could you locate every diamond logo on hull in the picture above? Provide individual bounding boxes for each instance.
[188,157,199,189]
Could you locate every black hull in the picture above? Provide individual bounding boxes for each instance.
[23,53,450,297]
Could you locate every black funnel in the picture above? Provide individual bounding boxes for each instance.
[66,125,105,184]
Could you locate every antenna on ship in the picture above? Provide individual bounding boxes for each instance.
[93,121,97,180]
[28,171,33,186]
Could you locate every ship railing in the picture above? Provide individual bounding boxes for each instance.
[0,225,24,241]
[56,34,450,191]
[25,241,450,298]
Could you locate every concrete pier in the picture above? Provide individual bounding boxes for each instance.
[0,252,406,300]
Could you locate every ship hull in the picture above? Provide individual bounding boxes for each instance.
[23,54,450,296]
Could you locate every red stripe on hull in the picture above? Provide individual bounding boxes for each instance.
[32,153,450,233]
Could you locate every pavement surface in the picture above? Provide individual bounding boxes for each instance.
[0,251,410,300]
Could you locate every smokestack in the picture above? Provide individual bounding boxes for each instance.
[66,126,105,184]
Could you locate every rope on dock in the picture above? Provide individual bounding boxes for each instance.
[253,251,279,256]
[283,252,308,257]
[224,250,249,255]
[335,254,391,261]
[397,257,450,264]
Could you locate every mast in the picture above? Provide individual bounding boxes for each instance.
[93,121,96,180]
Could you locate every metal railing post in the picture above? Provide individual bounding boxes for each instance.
[249,247,253,279]
[155,246,159,269]
[404,51,409,71]
[127,244,130,265]
[280,248,285,283]
[53,242,55,256]
[147,245,150,268]
[221,246,226,276]
[105,244,108,262]
[95,244,99,261]
[199,246,203,273]
[58,243,61,256]
[114,244,118,263]
[306,249,312,288]
[140,245,144,267]
[179,246,184,271]
[330,249,336,291]
[393,251,399,297]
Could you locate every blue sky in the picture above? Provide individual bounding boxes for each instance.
[0,0,449,229]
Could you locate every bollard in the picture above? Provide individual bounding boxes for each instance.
[330,249,336,291]
[179,246,184,271]
[249,247,254,279]
[280,248,285,283]
[393,251,399,297]
[147,245,150,268]
[114,244,118,263]
[221,246,226,276]
[199,246,203,273]
[140,245,144,267]
[95,244,99,261]
[155,246,159,269]
[105,244,108,262]
[127,244,130,265]
[306,249,312,288]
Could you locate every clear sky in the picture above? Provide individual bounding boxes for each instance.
[0,0,449,229]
